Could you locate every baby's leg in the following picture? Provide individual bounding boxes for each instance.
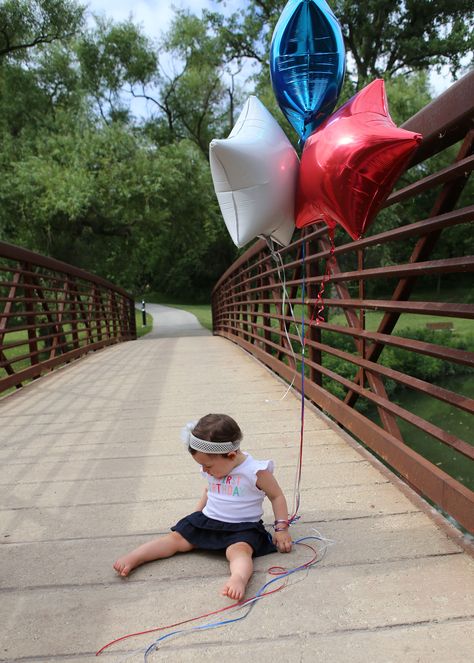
[222,541,254,601]
[113,532,194,577]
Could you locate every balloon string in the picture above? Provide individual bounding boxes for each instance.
[96,583,286,656]
[310,226,335,326]
[289,238,306,523]
[265,236,304,523]
[96,538,326,657]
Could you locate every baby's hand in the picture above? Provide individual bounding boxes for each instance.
[273,529,292,553]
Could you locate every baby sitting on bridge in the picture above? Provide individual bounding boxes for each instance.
[113,413,292,600]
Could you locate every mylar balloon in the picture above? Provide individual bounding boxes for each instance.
[209,96,299,248]
[296,79,422,240]
[270,0,345,144]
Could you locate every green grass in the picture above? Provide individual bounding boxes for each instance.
[1,315,148,389]
[0,326,93,378]
[0,330,32,379]
[281,305,473,346]
[144,299,472,344]
[328,310,473,337]
[135,310,153,337]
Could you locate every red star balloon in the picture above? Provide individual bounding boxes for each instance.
[295,79,422,240]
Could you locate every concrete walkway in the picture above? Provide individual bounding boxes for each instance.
[138,303,211,338]
[0,305,473,662]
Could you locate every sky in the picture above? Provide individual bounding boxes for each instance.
[83,0,455,100]
[84,1,249,119]
[84,1,242,40]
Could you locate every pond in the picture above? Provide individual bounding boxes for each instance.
[370,374,474,491]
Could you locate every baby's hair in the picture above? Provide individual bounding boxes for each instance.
[190,413,242,457]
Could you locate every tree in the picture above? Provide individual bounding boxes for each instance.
[137,140,236,298]
[0,4,240,298]
[135,11,239,158]
[209,0,474,88]
[76,18,158,123]
[3,1,468,302]
[0,0,84,59]
[333,0,474,84]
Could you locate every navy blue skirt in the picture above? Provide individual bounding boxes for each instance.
[171,511,277,557]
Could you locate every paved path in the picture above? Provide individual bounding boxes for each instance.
[138,303,211,338]
[0,305,473,662]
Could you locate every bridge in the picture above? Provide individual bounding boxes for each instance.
[0,304,472,661]
[0,74,473,661]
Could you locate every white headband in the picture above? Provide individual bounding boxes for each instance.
[180,421,240,454]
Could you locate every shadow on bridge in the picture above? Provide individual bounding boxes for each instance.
[0,306,472,661]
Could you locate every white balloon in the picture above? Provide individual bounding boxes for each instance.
[209,96,299,248]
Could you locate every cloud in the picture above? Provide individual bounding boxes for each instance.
[83,0,249,120]
[85,1,175,38]
[84,1,242,39]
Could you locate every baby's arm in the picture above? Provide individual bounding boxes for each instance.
[195,487,208,512]
[256,470,292,553]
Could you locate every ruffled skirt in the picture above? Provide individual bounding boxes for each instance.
[171,511,276,557]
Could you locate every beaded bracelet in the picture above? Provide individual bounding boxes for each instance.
[273,519,289,531]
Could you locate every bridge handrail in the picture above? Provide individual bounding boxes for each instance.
[212,71,474,534]
[0,241,136,395]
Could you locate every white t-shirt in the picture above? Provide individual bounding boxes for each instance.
[202,453,274,523]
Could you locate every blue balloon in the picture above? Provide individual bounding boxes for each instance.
[270,0,345,144]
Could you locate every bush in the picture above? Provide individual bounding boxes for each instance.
[381,327,474,382]
[317,326,473,410]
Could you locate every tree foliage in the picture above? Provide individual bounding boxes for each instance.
[0,5,237,298]
[333,0,473,83]
[77,19,158,122]
[211,0,473,87]
[0,0,84,58]
[0,0,471,300]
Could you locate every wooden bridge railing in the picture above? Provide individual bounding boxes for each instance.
[212,72,474,534]
[0,242,136,395]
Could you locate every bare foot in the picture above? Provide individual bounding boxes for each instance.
[113,553,141,577]
[221,574,247,601]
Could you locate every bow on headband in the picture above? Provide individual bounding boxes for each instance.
[180,421,240,454]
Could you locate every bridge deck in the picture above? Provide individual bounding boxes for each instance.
[0,306,472,662]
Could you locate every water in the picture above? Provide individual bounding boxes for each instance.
[383,375,474,491]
